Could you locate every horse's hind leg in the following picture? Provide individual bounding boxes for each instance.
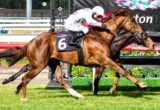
[2,64,30,85]
[15,58,59,95]
[47,59,84,99]
[55,65,85,99]
[20,65,45,101]
[15,58,58,94]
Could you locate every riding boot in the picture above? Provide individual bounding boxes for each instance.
[69,31,85,46]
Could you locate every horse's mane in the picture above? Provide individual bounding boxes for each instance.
[101,9,129,22]
[111,8,129,16]
[92,9,130,30]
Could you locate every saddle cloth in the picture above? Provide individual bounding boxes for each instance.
[56,31,84,52]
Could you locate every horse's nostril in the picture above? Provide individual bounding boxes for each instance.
[152,44,157,50]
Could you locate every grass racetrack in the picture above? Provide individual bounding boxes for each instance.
[72,77,160,91]
[1,78,160,110]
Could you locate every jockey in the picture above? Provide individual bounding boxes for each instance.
[64,6,110,45]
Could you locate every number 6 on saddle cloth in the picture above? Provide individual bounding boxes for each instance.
[56,31,84,51]
[56,31,85,65]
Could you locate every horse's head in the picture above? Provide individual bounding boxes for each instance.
[102,9,155,49]
[121,16,155,49]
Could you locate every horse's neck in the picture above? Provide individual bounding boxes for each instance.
[111,32,134,55]
[105,15,126,30]
[90,28,114,43]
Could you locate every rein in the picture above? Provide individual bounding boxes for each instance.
[89,14,130,45]
[87,31,112,44]
[87,16,131,43]
[90,27,112,42]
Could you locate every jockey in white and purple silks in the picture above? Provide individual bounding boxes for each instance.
[64,6,110,45]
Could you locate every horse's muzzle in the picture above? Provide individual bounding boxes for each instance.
[145,37,156,50]
[152,43,157,50]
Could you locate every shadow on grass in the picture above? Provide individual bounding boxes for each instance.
[83,90,159,100]
[72,85,160,91]
[119,91,159,99]
[29,85,160,99]
[36,94,74,99]
[72,85,160,99]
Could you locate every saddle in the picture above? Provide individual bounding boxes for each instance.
[56,31,85,65]
[56,31,85,52]
[68,31,85,47]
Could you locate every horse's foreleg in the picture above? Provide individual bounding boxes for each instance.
[110,64,124,94]
[55,65,85,99]
[92,67,104,95]
[110,73,120,94]
[102,58,147,89]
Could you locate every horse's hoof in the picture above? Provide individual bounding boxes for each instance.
[2,79,8,85]
[137,86,150,91]
[137,82,147,89]
[78,95,85,100]
[142,87,148,91]
[15,91,19,94]
[93,93,98,95]
[109,87,115,95]
[136,82,150,91]
[21,97,28,101]
[93,91,98,95]
[142,87,151,91]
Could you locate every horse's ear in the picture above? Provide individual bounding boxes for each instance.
[119,8,129,15]
[124,9,129,15]
[110,9,129,17]
[112,9,118,15]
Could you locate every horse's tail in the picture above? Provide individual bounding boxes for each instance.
[0,47,20,58]
[7,45,27,67]
[0,45,28,67]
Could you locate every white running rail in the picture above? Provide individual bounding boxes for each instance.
[0,19,64,43]
[0,34,36,43]
[0,19,50,31]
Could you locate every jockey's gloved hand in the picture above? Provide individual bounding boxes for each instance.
[79,31,85,36]
[102,23,112,33]
[102,23,109,30]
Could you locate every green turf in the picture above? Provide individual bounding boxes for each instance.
[72,77,160,91]
[0,78,160,110]
[1,84,160,110]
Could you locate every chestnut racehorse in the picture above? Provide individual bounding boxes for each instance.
[0,10,155,100]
